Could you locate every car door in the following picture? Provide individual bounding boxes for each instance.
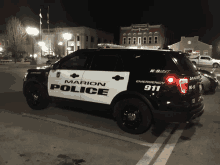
[81,53,130,105]
[199,57,209,65]
[48,51,91,101]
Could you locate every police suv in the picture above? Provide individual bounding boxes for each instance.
[23,48,204,134]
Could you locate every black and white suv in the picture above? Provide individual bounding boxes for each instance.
[23,48,205,134]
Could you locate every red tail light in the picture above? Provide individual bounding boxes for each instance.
[164,74,189,94]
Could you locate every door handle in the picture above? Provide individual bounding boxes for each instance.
[70,73,79,78]
[112,75,124,81]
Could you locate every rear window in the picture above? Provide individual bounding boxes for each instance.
[129,51,179,71]
[171,53,197,73]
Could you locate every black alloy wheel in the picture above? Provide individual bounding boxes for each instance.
[122,105,143,130]
[114,98,152,134]
[25,84,49,110]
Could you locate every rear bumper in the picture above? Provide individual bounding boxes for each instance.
[152,99,205,123]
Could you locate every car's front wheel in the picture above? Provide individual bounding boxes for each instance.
[114,98,152,134]
[25,83,50,110]
[213,63,219,68]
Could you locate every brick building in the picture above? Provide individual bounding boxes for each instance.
[119,23,174,49]
[169,36,212,56]
[41,26,114,56]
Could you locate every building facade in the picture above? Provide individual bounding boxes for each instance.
[169,36,212,56]
[41,26,114,56]
[119,23,174,49]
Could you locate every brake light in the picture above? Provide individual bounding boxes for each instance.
[164,74,189,94]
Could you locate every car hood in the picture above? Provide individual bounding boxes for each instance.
[27,65,51,72]
[212,59,220,62]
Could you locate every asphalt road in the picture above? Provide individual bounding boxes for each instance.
[0,66,220,165]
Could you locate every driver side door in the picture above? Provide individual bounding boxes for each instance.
[48,52,89,101]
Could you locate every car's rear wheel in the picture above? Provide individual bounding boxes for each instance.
[25,83,49,110]
[114,98,152,134]
[213,63,219,68]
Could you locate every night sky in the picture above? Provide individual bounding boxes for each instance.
[0,0,219,45]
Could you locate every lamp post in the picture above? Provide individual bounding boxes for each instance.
[63,33,72,56]
[26,27,39,60]
[58,41,63,57]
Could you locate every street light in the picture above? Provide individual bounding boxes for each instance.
[26,27,39,60]
[62,33,72,56]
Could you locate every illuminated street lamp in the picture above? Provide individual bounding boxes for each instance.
[62,33,72,56]
[26,27,39,60]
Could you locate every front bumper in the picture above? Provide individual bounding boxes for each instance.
[152,97,205,123]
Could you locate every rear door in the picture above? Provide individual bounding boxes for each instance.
[81,52,130,105]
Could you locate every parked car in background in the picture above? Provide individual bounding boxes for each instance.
[189,55,220,68]
[192,64,219,94]
[199,68,219,93]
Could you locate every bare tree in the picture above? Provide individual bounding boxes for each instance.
[51,27,64,58]
[5,17,27,63]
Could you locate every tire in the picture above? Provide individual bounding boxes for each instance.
[213,63,219,68]
[114,98,152,134]
[24,83,49,110]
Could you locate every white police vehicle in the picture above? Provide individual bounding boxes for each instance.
[23,48,205,134]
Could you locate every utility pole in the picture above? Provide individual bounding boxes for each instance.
[47,6,50,55]
[39,8,42,57]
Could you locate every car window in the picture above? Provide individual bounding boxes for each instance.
[201,57,210,60]
[130,52,179,71]
[60,53,88,70]
[171,53,197,73]
[90,55,119,71]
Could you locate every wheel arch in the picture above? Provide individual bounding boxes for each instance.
[213,63,219,67]
[23,78,48,98]
[110,91,155,119]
